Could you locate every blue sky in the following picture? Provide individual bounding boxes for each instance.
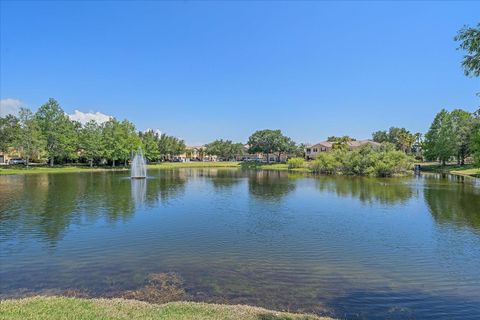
[1,1,478,145]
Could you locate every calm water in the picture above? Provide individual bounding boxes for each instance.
[1,169,480,319]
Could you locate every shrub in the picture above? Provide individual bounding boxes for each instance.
[310,146,414,177]
[310,153,337,174]
[287,157,305,169]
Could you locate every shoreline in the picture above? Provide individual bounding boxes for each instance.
[0,296,333,320]
[1,161,478,178]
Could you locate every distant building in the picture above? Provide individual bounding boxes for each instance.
[0,148,21,165]
[175,146,217,162]
[305,140,381,159]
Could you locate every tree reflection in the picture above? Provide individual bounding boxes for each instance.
[315,176,414,205]
[248,170,296,202]
[423,175,480,231]
[0,171,188,246]
[145,170,186,205]
[207,169,243,190]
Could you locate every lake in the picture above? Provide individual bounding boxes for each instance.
[1,169,479,319]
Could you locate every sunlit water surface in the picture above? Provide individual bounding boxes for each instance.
[1,169,479,319]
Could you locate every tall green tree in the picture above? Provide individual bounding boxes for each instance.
[140,130,161,162]
[247,129,288,163]
[472,110,480,167]
[102,118,123,167]
[0,114,20,153]
[158,133,186,160]
[455,23,480,77]
[15,108,45,167]
[372,127,415,153]
[424,109,456,165]
[277,135,297,160]
[35,98,77,166]
[205,139,243,160]
[119,120,141,166]
[450,109,474,165]
[372,130,389,143]
[79,120,104,167]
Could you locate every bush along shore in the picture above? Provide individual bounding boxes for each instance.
[0,296,333,320]
[242,145,415,177]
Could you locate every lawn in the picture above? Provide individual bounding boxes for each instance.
[0,296,331,320]
[147,162,240,169]
[0,162,240,175]
[418,162,480,177]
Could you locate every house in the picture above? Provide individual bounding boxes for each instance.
[0,149,22,165]
[305,140,381,159]
[234,145,290,163]
[175,146,217,162]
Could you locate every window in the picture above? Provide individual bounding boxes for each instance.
[321,147,326,151]
[306,148,311,153]
[313,148,318,152]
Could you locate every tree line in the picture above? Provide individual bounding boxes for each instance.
[0,98,187,167]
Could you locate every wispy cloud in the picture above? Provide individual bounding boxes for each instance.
[68,110,112,124]
[0,98,24,117]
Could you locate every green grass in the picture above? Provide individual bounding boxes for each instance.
[0,165,129,175]
[450,167,480,177]
[0,162,240,175]
[147,162,240,169]
[418,162,480,177]
[0,296,332,320]
[240,162,310,173]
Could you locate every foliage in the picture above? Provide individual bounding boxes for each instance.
[424,109,455,165]
[158,133,186,159]
[79,120,104,166]
[0,114,20,153]
[450,109,474,165]
[35,98,78,166]
[247,129,296,163]
[424,109,477,166]
[455,23,480,77]
[140,130,161,162]
[1,98,187,167]
[310,152,338,174]
[14,108,45,166]
[310,146,413,177]
[372,127,417,153]
[205,139,243,160]
[472,112,480,167]
[287,157,305,169]
[119,119,141,164]
[102,118,124,167]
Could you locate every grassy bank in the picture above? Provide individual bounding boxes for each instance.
[0,162,240,175]
[241,162,310,173]
[147,162,240,169]
[418,162,480,177]
[0,296,331,320]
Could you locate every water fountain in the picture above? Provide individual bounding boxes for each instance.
[131,147,147,179]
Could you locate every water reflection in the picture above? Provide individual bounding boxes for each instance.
[1,171,479,247]
[423,174,480,231]
[131,178,147,206]
[248,170,296,202]
[0,171,187,245]
[315,176,414,205]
